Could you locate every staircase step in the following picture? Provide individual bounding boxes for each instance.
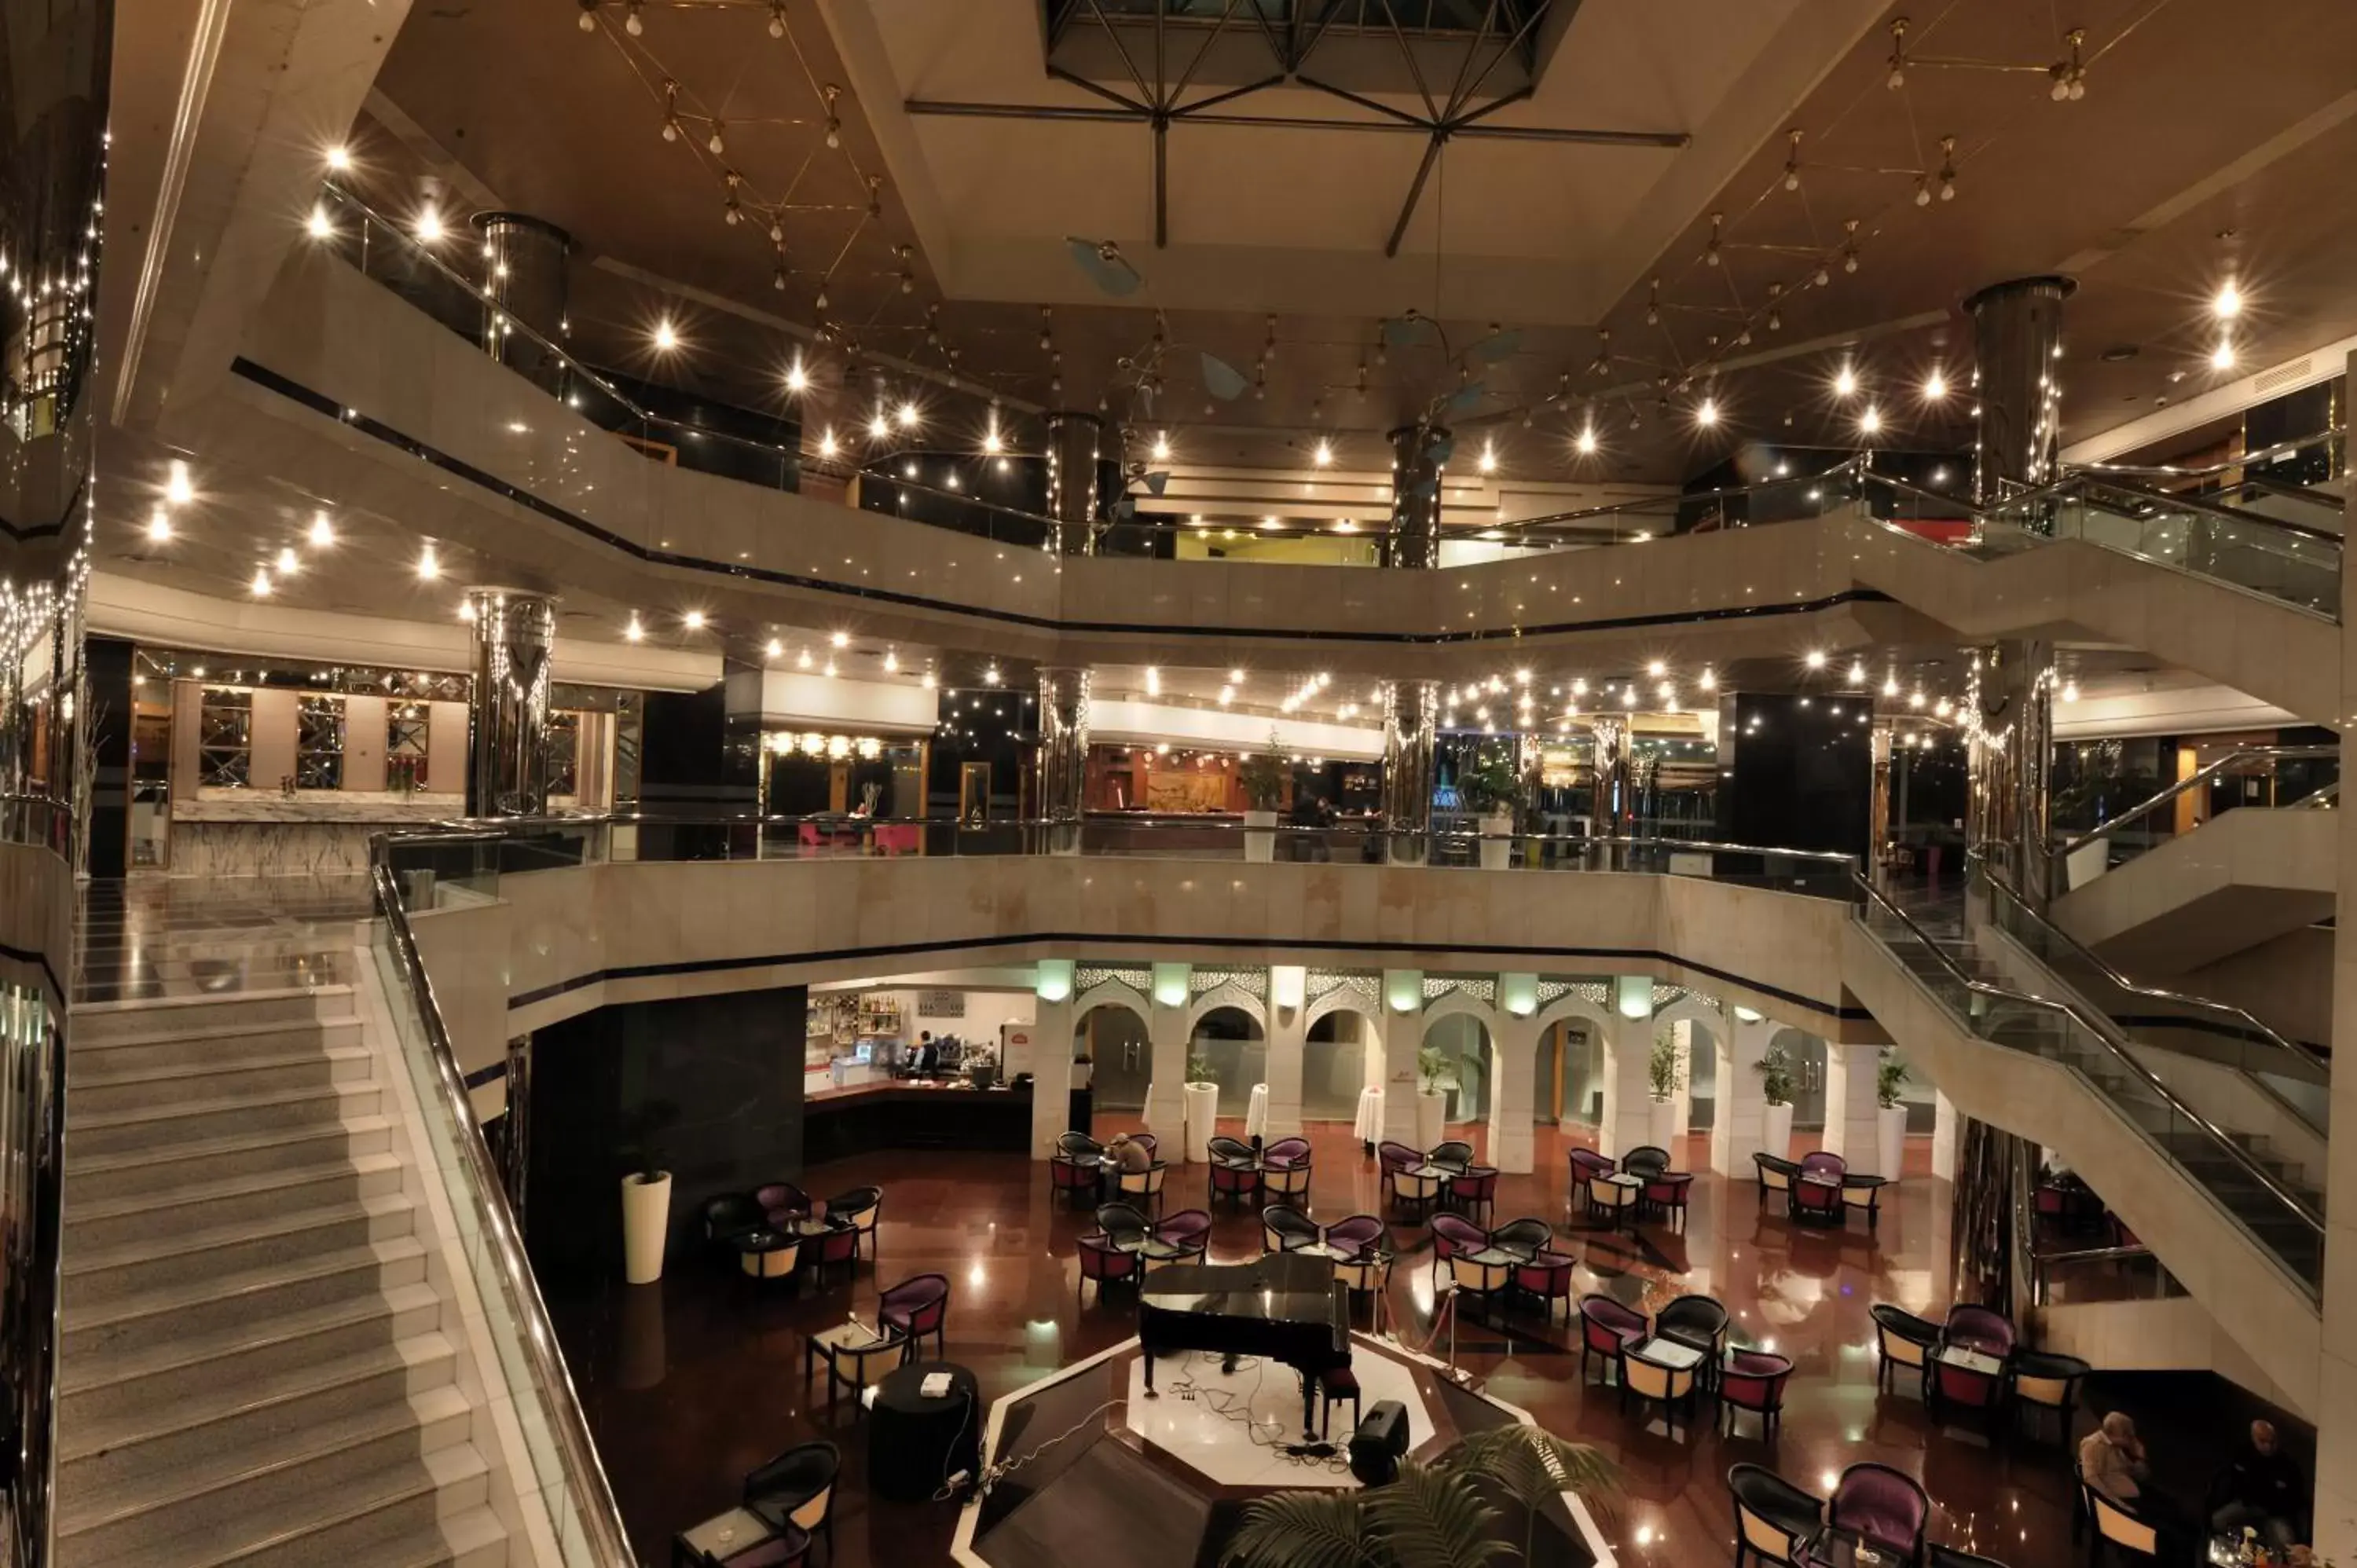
[65,1194,416,1306]
[66,1015,363,1076]
[62,1281,440,1425]
[64,1236,427,1358]
[57,1384,472,1565]
[71,1445,489,1568]
[71,987,350,1044]
[68,1046,375,1113]
[62,1332,456,1492]
[71,1081,383,1157]
[334,1506,508,1568]
[66,1118,396,1203]
[67,1153,403,1248]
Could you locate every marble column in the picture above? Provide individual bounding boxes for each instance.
[1600,977,1655,1159]
[1930,1087,1961,1180]
[1379,970,1424,1144]
[1965,641,2056,907]
[1144,962,1191,1151]
[1870,717,1893,888]
[1384,423,1448,570]
[1821,1041,1882,1166]
[1027,963,1076,1158]
[1488,974,1540,1174]
[1044,411,1103,556]
[465,588,555,818]
[1965,274,2073,509]
[1264,965,1307,1139]
[2312,342,2357,1566]
[1712,1009,1776,1176]
[1034,668,1091,853]
[471,211,573,397]
[1381,679,1439,865]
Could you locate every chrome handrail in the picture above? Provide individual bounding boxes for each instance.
[2066,426,2347,482]
[1991,471,2345,546]
[1849,870,2325,1251]
[366,848,634,1566]
[2058,746,2339,859]
[1976,863,2328,1090]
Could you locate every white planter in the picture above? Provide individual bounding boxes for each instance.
[1183,1081,1221,1163]
[1243,809,1277,863]
[2065,838,2111,890]
[1478,811,1514,870]
[1648,1095,1681,1157]
[1877,1104,1908,1181]
[621,1171,673,1286]
[1761,1101,1794,1163]
[1414,1089,1447,1148]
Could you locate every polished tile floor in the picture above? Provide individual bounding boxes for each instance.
[544,1120,2300,1568]
[73,875,370,1002]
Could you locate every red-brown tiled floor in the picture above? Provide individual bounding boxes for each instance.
[543,1123,2260,1567]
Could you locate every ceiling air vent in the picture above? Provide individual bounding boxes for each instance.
[2250,357,2313,397]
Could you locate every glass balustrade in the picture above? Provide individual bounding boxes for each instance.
[1985,477,2342,618]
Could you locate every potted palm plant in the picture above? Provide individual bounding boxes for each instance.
[1754,1044,1794,1161]
[618,1100,680,1286]
[1182,1046,1220,1165]
[1647,1030,1685,1153]
[1230,1423,1615,1568]
[1414,1042,1453,1147]
[1457,745,1521,870]
[1875,1051,1910,1179]
[1237,730,1288,863]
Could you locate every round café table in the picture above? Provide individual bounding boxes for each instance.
[868,1361,980,1503]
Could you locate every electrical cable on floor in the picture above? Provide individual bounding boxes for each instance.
[954,1398,1124,1503]
[1170,1353,1352,1474]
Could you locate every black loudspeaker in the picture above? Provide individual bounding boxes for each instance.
[1349,1399,1410,1485]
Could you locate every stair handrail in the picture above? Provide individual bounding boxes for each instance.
[1974,860,2329,1091]
[2056,745,2340,862]
[367,851,635,1566]
[1989,471,2345,547]
[1849,870,2326,1244]
[2066,426,2346,482]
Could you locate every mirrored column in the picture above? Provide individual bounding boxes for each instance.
[1384,423,1448,570]
[1966,274,2073,509]
[1380,678,1438,863]
[465,589,556,818]
[472,212,573,397]
[1043,412,1102,557]
[1034,667,1090,853]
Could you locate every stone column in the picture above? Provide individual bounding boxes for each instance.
[1027,969,1076,1159]
[2313,343,2357,1567]
[1378,970,1424,1144]
[1264,965,1307,1140]
[1870,717,1893,890]
[1043,411,1104,556]
[1384,423,1448,569]
[1964,640,2055,907]
[1034,667,1090,853]
[1600,976,1655,1159]
[1488,975,1540,1174]
[1822,1041,1882,1167]
[1591,717,1629,841]
[464,588,555,818]
[1144,962,1190,1151]
[1965,274,2073,509]
[471,212,573,396]
[1381,679,1439,865]
[1930,1088,1961,1180]
[1713,1008,1776,1175]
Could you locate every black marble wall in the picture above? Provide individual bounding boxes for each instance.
[84,636,133,879]
[524,984,807,1289]
[635,680,757,856]
[1716,691,1873,861]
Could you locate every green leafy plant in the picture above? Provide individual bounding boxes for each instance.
[1456,744,1522,817]
[1229,1424,1616,1568]
[1647,1033,1684,1103]
[1753,1045,1794,1108]
[1186,1048,1215,1086]
[1876,1050,1910,1110]
[1238,727,1289,811]
[618,1099,680,1183]
[1416,1043,1455,1096]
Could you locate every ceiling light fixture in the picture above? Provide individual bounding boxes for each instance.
[2212,282,2243,321]
[1923,369,1947,400]
[309,509,334,547]
[306,205,332,240]
[1695,397,1718,427]
[1805,650,1827,669]
[1575,422,1599,456]
[625,614,644,643]
[684,610,706,630]
[819,429,838,459]
[1152,430,1171,461]
[414,207,444,244]
[653,320,678,352]
[251,567,273,596]
[884,650,900,672]
[1314,440,1332,467]
[1860,405,1883,436]
[2210,338,2235,371]
[1833,365,1857,398]
[830,630,849,649]
[145,507,171,542]
[785,357,808,393]
[417,544,439,580]
[275,546,299,575]
[897,401,920,429]
[166,459,193,504]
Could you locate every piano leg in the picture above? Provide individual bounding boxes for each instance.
[1143,1351,1157,1398]
[1299,1373,1316,1442]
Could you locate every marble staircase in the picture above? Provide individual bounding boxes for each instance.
[60,902,511,1568]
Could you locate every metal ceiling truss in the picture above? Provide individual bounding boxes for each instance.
[911,0,1686,254]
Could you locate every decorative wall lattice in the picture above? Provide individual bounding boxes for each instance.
[1421,976,1495,1004]
[1073,966,1151,997]
[1189,969,1268,998]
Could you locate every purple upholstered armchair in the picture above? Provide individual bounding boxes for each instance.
[877,1273,950,1363]
[1577,1294,1648,1386]
[1821,1463,1928,1563]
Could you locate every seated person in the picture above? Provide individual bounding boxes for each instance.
[908,1032,939,1075]
[1107,1133,1153,1175]
[2209,1420,2305,1553]
[2082,1412,2194,1566]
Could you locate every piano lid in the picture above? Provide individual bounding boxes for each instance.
[1138,1251,1339,1324]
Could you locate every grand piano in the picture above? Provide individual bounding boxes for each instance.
[1138,1252,1351,1438]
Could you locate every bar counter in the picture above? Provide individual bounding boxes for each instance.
[803,1079,1036,1164]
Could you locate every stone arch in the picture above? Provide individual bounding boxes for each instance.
[1417,989,1499,1036]
[1652,992,1727,1042]
[1071,981,1150,1031]
[1185,983,1267,1035]
[1531,993,1616,1039]
[1304,989,1384,1035]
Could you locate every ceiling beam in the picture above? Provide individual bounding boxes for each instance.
[904,97,1684,146]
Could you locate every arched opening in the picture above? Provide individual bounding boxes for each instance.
[1539,1019,1604,1128]
[1191,1006,1266,1118]
[1077,1005,1150,1111]
[1303,1009,1374,1120]
[1773,1027,1829,1131]
[1423,1013,1494,1126]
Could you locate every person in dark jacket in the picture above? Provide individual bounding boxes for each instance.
[2209,1420,2304,1552]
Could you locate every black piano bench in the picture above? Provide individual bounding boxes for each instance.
[1318,1366,1362,1438]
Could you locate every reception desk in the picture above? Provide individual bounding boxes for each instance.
[803,1079,1038,1165]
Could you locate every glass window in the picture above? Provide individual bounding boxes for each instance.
[548,711,580,797]
[197,688,251,787]
[387,703,430,790]
[296,695,344,789]
[1189,1006,1266,1118]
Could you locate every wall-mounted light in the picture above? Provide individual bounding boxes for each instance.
[1153,963,1190,1009]
[1387,970,1424,1014]
[1615,975,1653,1020]
[1272,965,1306,1011]
[1036,960,1075,1004]
[1733,1005,1765,1024]
[1500,973,1538,1018]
